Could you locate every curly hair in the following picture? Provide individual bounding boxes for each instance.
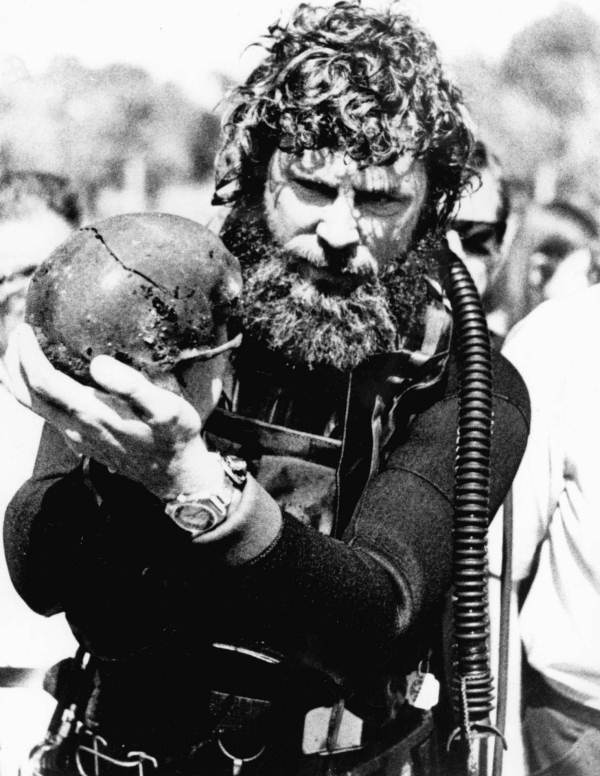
[214,1,473,231]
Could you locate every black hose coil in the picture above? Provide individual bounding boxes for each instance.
[446,253,494,722]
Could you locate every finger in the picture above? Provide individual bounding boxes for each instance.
[47,402,124,451]
[12,326,141,434]
[90,356,200,431]
[12,324,95,411]
[32,383,134,469]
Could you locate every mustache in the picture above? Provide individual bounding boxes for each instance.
[283,235,379,281]
[282,236,330,268]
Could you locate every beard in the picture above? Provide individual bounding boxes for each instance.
[220,198,442,371]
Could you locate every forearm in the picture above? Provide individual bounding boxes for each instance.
[4,424,91,615]
[211,513,403,679]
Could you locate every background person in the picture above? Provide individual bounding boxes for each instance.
[449,139,512,339]
[496,199,599,332]
[0,170,81,776]
[491,284,600,775]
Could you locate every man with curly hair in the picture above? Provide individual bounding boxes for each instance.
[4,3,529,775]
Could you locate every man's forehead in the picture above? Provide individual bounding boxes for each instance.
[271,148,422,188]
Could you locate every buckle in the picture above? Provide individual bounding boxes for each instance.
[217,737,265,776]
[75,732,158,776]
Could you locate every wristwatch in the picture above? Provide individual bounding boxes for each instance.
[164,454,248,539]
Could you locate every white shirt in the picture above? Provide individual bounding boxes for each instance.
[0,382,77,667]
[502,284,600,709]
[0,383,78,774]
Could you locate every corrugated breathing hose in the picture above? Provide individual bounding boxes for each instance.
[445,250,505,775]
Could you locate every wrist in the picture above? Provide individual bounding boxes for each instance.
[164,453,247,539]
[161,441,224,501]
[216,475,283,564]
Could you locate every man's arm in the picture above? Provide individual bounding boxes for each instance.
[4,324,282,557]
[347,351,531,617]
[201,352,530,677]
[3,327,529,680]
[3,423,97,615]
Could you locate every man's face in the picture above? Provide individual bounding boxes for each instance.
[264,148,428,297]
[529,246,593,305]
[453,166,504,297]
[526,224,595,308]
[222,147,437,371]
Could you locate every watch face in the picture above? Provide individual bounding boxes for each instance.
[165,454,246,538]
[172,501,226,535]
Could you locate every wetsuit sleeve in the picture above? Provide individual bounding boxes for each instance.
[216,352,530,673]
[345,353,530,619]
[3,423,96,615]
[4,355,530,678]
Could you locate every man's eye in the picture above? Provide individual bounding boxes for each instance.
[357,192,391,203]
[355,192,402,212]
[294,179,335,199]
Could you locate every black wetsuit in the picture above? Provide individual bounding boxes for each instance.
[4,330,529,772]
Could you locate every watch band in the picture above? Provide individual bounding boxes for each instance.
[164,454,247,539]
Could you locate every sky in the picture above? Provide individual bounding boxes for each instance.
[0,0,596,107]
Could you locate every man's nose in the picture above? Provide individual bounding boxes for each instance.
[316,194,359,257]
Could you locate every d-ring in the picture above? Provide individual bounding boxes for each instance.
[217,737,265,775]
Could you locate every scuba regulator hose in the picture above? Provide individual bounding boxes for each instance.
[445,249,506,775]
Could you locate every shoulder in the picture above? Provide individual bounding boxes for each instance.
[440,342,530,429]
[490,348,530,428]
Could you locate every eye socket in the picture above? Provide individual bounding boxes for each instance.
[292,178,336,201]
[461,236,495,257]
[455,224,499,257]
[355,190,404,214]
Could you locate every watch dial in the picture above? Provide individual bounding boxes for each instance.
[176,504,219,533]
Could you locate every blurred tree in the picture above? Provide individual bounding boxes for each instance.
[454,4,600,214]
[0,58,226,213]
[454,56,560,191]
[501,4,600,119]
[189,109,222,182]
[189,71,236,183]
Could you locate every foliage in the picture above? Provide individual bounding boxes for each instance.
[501,4,600,118]
[453,4,600,212]
[0,58,224,211]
